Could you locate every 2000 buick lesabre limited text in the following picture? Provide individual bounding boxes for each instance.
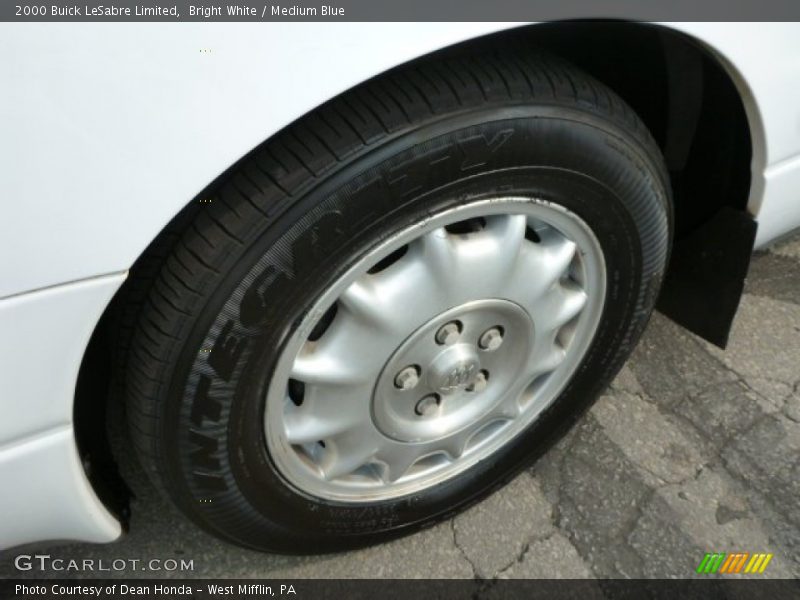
[2,19,800,554]
[22,4,180,16]
[22,4,346,17]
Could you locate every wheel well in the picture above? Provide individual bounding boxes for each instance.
[509,22,752,235]
[74,21,753,518]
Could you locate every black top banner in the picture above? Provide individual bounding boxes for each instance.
[4,0,800,21]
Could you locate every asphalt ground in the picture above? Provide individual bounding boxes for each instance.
[2,231,799,580]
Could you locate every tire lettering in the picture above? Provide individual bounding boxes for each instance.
[208,319,247,381]
[189,429,221,471]
[458,129,514,170]
[188,430,228,492]
[387,146,452,198]
[240,264,293,328]
[190,375,222,427]
[291,209,346,269]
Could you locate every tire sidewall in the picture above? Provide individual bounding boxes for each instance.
[162,108,669,551]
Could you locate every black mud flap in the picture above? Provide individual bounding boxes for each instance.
[656,207,758,349]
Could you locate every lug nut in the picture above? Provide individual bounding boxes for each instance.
[478,326,504,351]
[466,370,489,393]
[435,321,462,345]
[415,394,441,416]
[394,366,420,390]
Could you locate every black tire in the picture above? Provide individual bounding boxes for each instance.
[125,49,670,553]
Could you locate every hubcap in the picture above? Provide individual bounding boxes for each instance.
[264,197,606,502]
[372,299,531,444]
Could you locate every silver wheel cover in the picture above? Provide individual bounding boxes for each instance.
[264,197,606,502]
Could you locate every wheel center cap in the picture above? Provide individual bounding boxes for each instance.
[428,345,481,394]
[372,299,533,443]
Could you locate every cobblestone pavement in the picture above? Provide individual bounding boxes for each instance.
[3,233,799,580]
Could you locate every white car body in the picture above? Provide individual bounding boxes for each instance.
[1,21,799,550]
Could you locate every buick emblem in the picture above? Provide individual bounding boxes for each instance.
[437,362,479,393]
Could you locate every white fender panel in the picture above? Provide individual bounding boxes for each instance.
[0,273,126,548]
[0,426,122,549]
[0,273,126,442]
[0,22,516,298]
